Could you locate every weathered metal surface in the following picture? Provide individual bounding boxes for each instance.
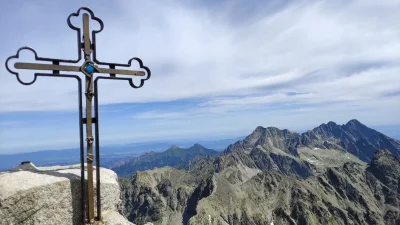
[82,12,96,224]
[15,62,145,76]
[83,14,91,57]
[97,67,145,76]
[5,6,151,225]
[14,62,81,72]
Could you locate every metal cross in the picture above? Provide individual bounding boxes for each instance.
[5,7,151,225]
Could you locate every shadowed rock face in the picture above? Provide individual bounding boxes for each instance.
[366,149,400,213]
[119,120,400,225]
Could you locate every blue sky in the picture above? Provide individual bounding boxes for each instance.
[0,0,399,153]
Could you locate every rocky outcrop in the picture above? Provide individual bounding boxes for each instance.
[120,150,400,225]
[365,149,400,225]
[0,163,135,225]
[188,151,399,225]
[119,167,200,225]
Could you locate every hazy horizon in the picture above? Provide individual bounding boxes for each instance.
[1,121,398,155]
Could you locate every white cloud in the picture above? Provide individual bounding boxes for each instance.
[1,0,399,112]
[0,0,399,152]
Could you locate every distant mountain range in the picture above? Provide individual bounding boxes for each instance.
[109,144,219,177]
[0,137,243,171]
[110,119,400,178]
[119,119,400,225]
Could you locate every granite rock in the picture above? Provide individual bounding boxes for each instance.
[0,163,134,225]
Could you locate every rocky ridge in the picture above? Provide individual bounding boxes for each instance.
[120,120,400,225]
[302,119,400,162]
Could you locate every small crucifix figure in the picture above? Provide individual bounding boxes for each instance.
[5,7,151,225]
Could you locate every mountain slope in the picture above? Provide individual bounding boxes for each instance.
[120,149,400,225]
[302,119,400,162]
[119,119,400,225]
[216,126,312,179]
[109,144,218,177]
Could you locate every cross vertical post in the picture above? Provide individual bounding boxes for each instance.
[82,13,95,223]
[5,7,151,225]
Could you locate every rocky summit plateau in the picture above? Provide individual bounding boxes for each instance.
[0,163,151,225]
[119,119,400,225]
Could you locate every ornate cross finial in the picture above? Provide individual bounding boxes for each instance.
[6,7,151,87]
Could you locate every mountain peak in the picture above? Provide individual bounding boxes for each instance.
[168,145,180,150]
[266,126,282,131]
[143,151,156,156]
[326,121,338,127]
[316,121,338,130]
[252,126,284,134]
[191,143,205,149]
[246,126,284,143]
[347,118,362,124]
[346,119,365,127]
[344,119,380,141]
[255,126,266,132]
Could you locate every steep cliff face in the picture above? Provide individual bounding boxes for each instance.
[365,149,400,225]
[119,167,206,225]
[0,163,136,225]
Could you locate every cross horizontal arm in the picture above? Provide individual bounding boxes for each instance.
[15,62,145,76]
[15,62,81,72]
[96,68,145,76]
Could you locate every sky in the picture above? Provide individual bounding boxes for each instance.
[0,0,399,154]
